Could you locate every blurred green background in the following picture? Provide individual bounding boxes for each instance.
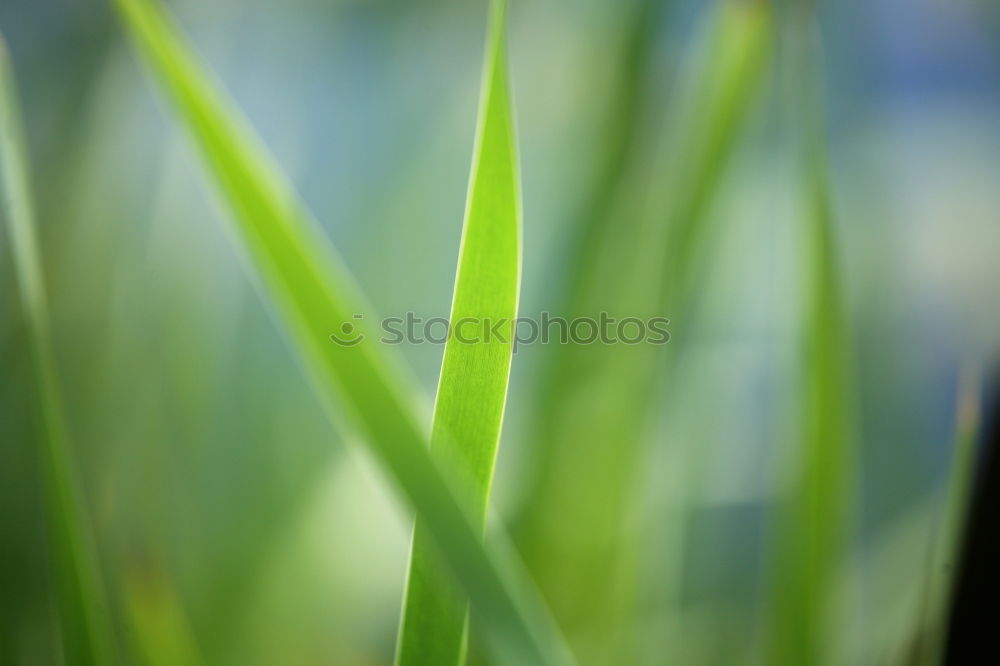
[2,0,999,664]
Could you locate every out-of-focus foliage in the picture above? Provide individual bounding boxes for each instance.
[1,35,112,666]
[1,0,999,664]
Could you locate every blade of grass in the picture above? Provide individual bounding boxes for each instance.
[125,565,204,666]
[112,1,575,664]
[513,2,773,655]
[550,0,669,321]
[0,35,113,666]
[654,0,776,306]
[912,369,979,666]
[395,1,521,665]
[766,11,855,665]
[939,370,1000,663]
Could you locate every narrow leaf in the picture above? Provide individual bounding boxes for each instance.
[512,2,774,654]
[912,369,979,666]
[112,1,575,664]
[658,0,775,303]
[396,1,520,664]
[125,566,204,666]
[767,13,855,665]
[0,35,113,666]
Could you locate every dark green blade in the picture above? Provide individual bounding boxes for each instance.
[0,35,114,666]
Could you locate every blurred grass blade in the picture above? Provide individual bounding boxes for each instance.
[914,370,979,665]
[554,0,669,317]
[767,12,855,666]
[512,1,773,656]
[125,566,204,666]
[0,35,113,666]
[395,1,520,664]
[113,1,575,664]
[657,0,775,302]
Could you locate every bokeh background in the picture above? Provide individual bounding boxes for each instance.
[2,0,999,664]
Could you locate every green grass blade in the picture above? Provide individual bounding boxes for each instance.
[513,2,773,654]
[125,566,204,666]
[767,13,855,665]
[554,0,669,319]
[112,2,574,664]
[913,369,980,666]
[0,35,113,666]
[657,0,775,302]
[395,2,520,664]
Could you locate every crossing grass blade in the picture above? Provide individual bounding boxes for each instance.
[112,1,575,664]
[0,35,114,666]
[395,1,521,665]
[766,12,856,666]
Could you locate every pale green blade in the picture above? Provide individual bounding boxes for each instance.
[0,35,113,666]
[112,1,574,664]
[657,0,775,303]
[512,2,774,656]
[767,13,856,665]
[396,1,520,664]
